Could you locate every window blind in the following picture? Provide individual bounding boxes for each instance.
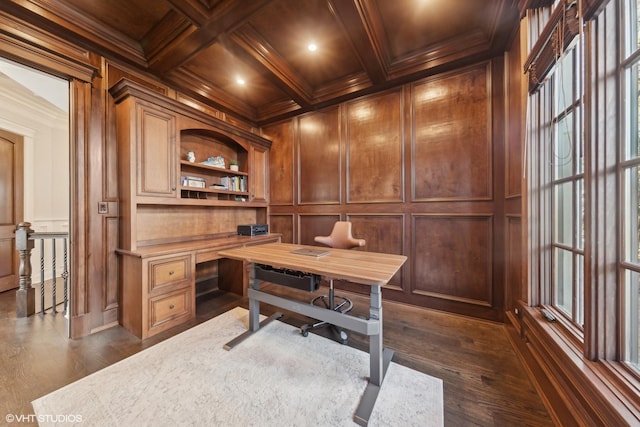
[523,0,580,93]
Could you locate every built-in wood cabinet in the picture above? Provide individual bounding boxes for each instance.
[117,235,280,339]
[110,78,275,339]
[110,79,273,248]
[137,103,177,198]
[178,129,250,202]
[250,144,269,203]
[120,252,194,340]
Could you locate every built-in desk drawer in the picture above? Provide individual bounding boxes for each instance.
[149,255,191,292]
[196,250,219,264]
[117,233,281,339]
[149,287,193,332]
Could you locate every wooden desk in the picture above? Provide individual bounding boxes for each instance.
[218,242,407,426]
[116,233,281,339]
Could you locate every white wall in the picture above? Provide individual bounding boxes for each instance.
[0,60,69,282]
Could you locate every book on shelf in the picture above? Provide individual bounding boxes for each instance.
[219,176,229,190]
[181,176,206,188]
[212,176,247,192]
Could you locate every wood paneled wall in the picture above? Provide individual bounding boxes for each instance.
[0,11,266,335]
[0,7,524,330]
[505,22,526,314]
[264,59,519,321]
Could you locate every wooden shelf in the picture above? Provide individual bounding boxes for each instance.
[180,186,249,196]
[181,187,250,203]
[179,137,249,202]
[136,198,266,207]
[180,160,248,177]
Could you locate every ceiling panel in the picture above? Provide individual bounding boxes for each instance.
[63,0,171,41]
[375,0,496,60]
[0,0,519,125]
[181,42,292,107]
[245,0,363,89]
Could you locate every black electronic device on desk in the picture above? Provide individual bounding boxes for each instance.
[237,224,268,236]
[254,264,320,292]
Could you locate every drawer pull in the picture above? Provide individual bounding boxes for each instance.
[169,304,175,310]
[169,271,175,276]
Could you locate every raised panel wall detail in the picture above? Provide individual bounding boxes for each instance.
[348,214,405,289]
[299,108,341,205]
[413,215,493,306]
[506,34,523,198]
[269,214,294,243]
[104,217,119,312]
[347,91,403,203]
[252,145,268,203]
[137,104,176,197]
[299,214,340,246]
[266,60,507,321]
[0,136,15,223]
[0,240,13,276]
[506,216,523,307]
[263,120,294,205]
[136,206,259,245]
[412,64,492,201]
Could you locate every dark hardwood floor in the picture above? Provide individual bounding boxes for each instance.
[0,284,553,426]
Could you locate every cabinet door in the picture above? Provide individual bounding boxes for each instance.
[137,103,177,197]
[250,144,268,203]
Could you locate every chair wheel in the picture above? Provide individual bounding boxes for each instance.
[301,326,309,337]
[339,330,348,344]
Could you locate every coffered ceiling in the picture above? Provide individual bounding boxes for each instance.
[1,0,519,125]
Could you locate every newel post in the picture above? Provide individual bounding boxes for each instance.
[15,222,35,317]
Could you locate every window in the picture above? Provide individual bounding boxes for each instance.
[524,1,640,419]
[622,0,640,371]
[528,0,640,377]
[530,39,586,332]
[551,43,585,328]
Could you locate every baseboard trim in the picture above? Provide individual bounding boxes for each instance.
[506,302,640,426]
[69,313,91,339]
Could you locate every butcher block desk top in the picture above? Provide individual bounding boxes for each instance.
[218,242,406,286]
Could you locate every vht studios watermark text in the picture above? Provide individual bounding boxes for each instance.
[6,413,83,423]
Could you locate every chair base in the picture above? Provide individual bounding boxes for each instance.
[300,286,353,345]
[301,322,348,344]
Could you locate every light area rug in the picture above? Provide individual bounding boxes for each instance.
[32,307,443,426]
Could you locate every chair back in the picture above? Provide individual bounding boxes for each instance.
[314,221,365,250]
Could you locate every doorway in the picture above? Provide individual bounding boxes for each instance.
[0,58,70,311]
[0,129,23,292]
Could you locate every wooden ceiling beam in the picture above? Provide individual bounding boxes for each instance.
[165,0,212,27]
[142,9,194,63]
[328,0,387,85]
[0,0,147,67]
[148,0,272,74]
[226,28,313,108]
[166,67,258,120]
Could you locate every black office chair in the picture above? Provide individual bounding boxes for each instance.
[300,221,365,344]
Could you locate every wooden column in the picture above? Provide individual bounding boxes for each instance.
[15,222,34,317]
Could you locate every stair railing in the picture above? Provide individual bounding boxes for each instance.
[15,222,69,317]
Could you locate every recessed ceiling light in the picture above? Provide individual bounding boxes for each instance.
[308,43,317,52]
[236,77,245,85]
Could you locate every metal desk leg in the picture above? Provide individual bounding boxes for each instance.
[248,264,260,332]
[224,263,282,350]
[354,285,394,426]
[370,285,383,385]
